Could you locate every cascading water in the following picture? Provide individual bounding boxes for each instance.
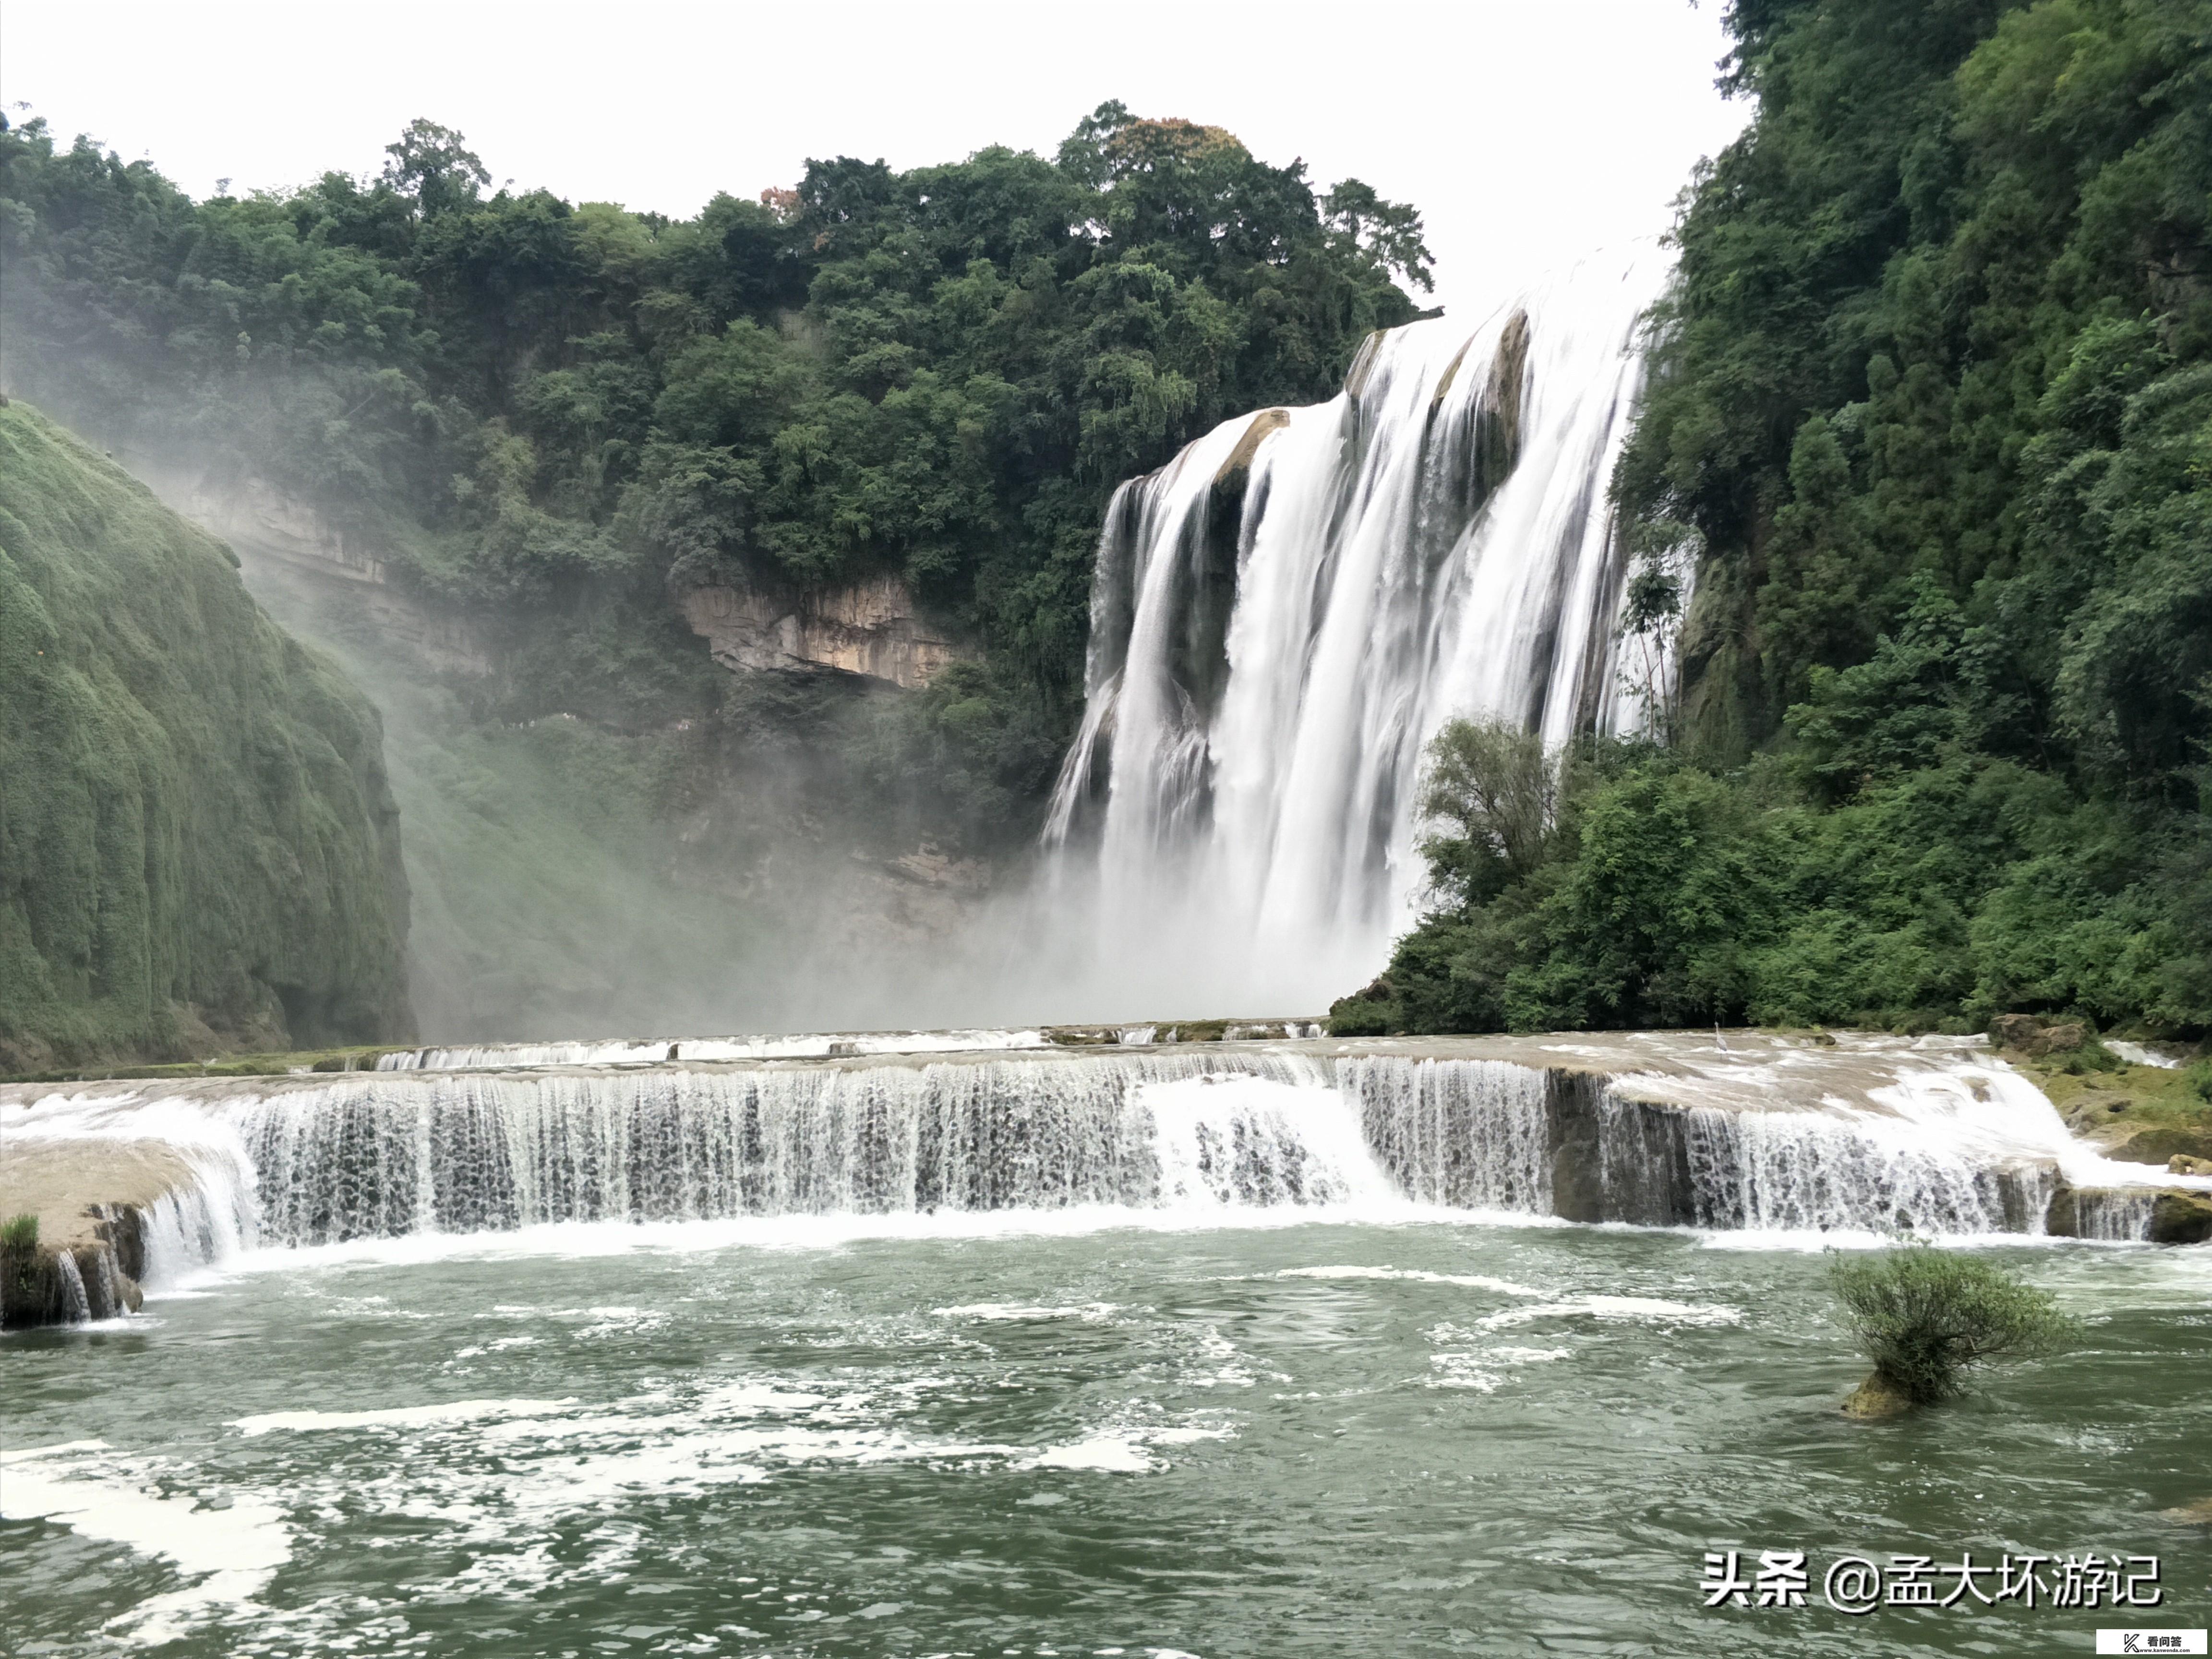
[12,1037,2182,1298]
[1044,249,1676,1012]
[238,1055,1386,1246]
[1340,1058,1552,1212]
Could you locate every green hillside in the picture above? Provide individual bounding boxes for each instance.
[0,400,413,1070]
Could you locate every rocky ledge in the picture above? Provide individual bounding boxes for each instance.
[0,1139,200,1327]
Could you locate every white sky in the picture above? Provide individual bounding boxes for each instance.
[1,0,1749,325]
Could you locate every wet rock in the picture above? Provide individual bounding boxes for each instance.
[2117,1127,2212,1165]
[2044,1186,2081,1237]
[1842,1372,1915,1420]
[2169,1154,2212,1177]
[2148,1190,2212,1246]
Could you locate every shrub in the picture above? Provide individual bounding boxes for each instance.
[1828,1247,2078,1405]
[1,1213,38,1314]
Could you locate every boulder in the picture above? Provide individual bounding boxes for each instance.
[2148,1190,2212,1246]
[2063,1097,2133,1133]
[1842,1371,1915,1420]
[2169,1154,2212,1178]
[2117,1127,2212,1165]
[1992,1014,2086,1057]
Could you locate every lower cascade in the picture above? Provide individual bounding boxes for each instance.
[12,1036,2193,1300]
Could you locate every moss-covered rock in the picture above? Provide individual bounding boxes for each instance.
[0,402,412,1069]
[2149,1191,2212,1246]
[1841,1371,1915,1420]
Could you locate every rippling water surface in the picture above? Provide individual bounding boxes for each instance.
[4,1219,2207,1656]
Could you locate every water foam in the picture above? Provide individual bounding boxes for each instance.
[0,1440,291,1646]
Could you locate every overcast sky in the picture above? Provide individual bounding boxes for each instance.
[2,0,1749,325]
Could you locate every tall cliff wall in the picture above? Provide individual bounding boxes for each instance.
[0,402,414,1071]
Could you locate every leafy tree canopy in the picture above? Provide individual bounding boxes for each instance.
[0,102,1429,753]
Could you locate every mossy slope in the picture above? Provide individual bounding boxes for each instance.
[0,400,412,1069]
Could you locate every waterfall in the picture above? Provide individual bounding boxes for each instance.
[138,1181,257,1288]
[1340,1058,1551,1212]
[55,1252,91,1322]
[1675,1105,2044,1235]
[236,1054,1405,1247]
[1044,249,1674,1012]
[10,1044,2181,1285]
[232,1051,2161,1245]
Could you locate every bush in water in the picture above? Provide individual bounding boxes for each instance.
[1828,1247,2078,1407]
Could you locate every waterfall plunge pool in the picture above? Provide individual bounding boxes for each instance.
[6,1033,2209,1653]
[4,1218,2209,1656]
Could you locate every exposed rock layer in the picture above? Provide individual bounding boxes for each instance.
[0,1137,196,1326]
[682,577,966,688]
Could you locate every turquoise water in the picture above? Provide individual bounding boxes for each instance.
[4,1217,2207,1656]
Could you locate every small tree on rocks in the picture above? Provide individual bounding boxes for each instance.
[1829,1246,2078,1410]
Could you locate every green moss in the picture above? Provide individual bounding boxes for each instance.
[2017,1054,2212,1159]
[0,402,412,1070]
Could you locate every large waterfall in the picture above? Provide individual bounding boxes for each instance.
[1043,250,1672,1013]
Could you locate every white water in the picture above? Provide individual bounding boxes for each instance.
[376,1028,1053,1071]
[1043,249,1675,1012]
[12,1044,2195,1298]
[2107,1040,2184,1070]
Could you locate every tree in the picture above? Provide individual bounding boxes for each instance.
[382,118,489,219]
[1417,717,1557,904]
[1828,1246,2078,1411]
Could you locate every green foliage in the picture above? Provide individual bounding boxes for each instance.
[0,1213,36,1314]
[0,402,412,1070]
[1621,0,2211,782]
[1416,717,1559,904]
[1827,1246,2078,1404]
[1342,0,2211,1042]
[0,104,1430,846]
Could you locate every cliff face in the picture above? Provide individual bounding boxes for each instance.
[0,402,414,1071]
[682,576,966,689]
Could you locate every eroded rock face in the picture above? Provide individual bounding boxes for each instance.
[683,577,965,689]
[163,471,388,584]
[1992,1013,2086,1057]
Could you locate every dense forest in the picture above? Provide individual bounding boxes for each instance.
[0,104,1430,852]
[7,5,2206,1049]
[1336,0,2212,1039]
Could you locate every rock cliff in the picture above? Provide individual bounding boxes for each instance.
[683,576,966,688]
